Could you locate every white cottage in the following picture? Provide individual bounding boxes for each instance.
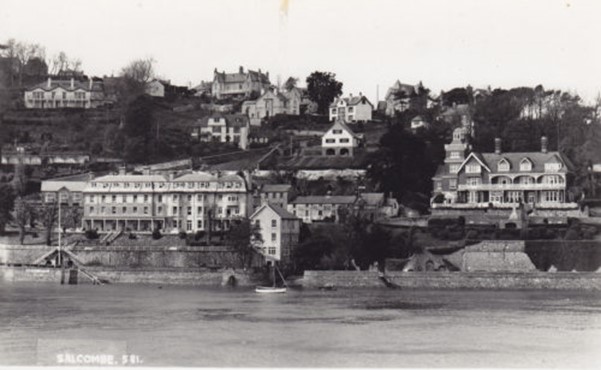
[321,118,362,156]
[329,94,373,123]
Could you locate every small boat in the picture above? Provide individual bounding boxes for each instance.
[255,263,287,294]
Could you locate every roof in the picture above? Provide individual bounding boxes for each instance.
[26,78,104,92]
[41,173,95,192]
[214,68,269,85]
[261,184,292,193]
[385,80,417,100]
[356,193,385,206]
[325,119,361,139]
[92,174,168,182]
[291,195,356,205]
[173,172,216,182]
[197,114,250,128]
[460,151,571,174]
[329,95,373,108]
[250,203,298,220]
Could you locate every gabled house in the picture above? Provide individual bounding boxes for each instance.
[241,88,301,126]
[41,172,95,206]
[24,77,107,109]
[259,184,295,209]
[250,203,301,263]
[191,114,250,150]
[384,80,427,116]
[329,94,373,122]
[146,79,166,97]
[432,135,578,215]
[212,66,270,100]
[321,118,362,156]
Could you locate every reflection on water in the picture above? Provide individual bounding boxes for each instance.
[1,282,600,367]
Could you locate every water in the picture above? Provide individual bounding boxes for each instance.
[1,282,601,368]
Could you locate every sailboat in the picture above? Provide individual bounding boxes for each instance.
[255,263,287,293]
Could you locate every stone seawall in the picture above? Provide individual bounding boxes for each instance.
[0,266,254,286]
[0,244,242,268]
[302,270,601,290]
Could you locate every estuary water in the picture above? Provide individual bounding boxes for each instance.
[1,282,600,368]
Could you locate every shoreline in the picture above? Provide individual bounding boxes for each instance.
[2,265,601,291]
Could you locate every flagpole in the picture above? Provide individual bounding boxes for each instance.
[58,201,61,267]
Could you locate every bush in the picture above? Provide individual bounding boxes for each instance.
[179,231,187,239]
[152,229,162,240]
[194,230,206,240]
[85,229,99,240]
[128,233,137,240]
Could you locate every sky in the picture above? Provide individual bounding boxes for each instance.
[1,0,600,104]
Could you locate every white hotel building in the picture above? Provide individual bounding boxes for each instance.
[82,172,251,233]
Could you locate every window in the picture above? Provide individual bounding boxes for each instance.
[144,195,148,202]
[112,195,116,202]
[187,195,192,201]
[466,164,481,174]
[331,109,336,115]
[101,206,105,214]
[332,129,343,134]
[449,164,460,174]
[212,127,221,133]
[173,195,179,201]
[467,177,481,186]
[339,138,350,143]
[268,247,276,255]
[133,206,138,213]
[197,207,203,214]
[520,159,532,171]
[158,195,163,202]
[325,139,335,143]
[271,219,277,228]
[122,206,127,213]
[348,107,354,113]
[545,162,562,172]
[449,151,460,159]
[158,206,163,214]
[101,195,106,202]
[449,179,457,190]
[187,207,192,215]
[89,195,95,202]
[271,233,277,242]
[197,194,203,201]
[186,220,192,231]
[255,220,260,228]
[111,207,116,214]
[144,207,148,215]
[133,195,138,202]
[173,206,178,215]
[197,220,203,229]
[89,207,94,214]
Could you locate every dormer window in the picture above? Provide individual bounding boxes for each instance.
[498,159,510,172]
[466,164,481,174]
[332,129,343,134]
[520,158,532,172]
[545,162,562,172]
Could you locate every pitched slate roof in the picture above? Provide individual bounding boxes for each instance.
[290,195,356,205]
[214,68,269,84]
[325,119,361,139]
[460,151,571,174]
[93,174,168,182]
[329,95,373,108]
[385,80,417,100]
[26,78,103,92]
[261,184,292,192]
[250,203,298,220]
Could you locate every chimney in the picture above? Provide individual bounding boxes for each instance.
[349,93,353,98]
[47,77,52,88]
[541,136,548,153]
[142,167,151,175]
[70,78,74,89]
[494,138,502,154]
[118,166,126,175]
[89,79,93,90]
[239,66,244,74]
[359,92,363,96]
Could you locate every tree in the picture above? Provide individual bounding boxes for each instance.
[120,57,155,100]
[38,201,58,246]
[61,207,82,232]
[0,184,15,235]
[14,197,31,245]
[283,76,298,91]
[2,39,46,86]
[306,71,343,114]
[225,218,263,268]
[47,51,82,75]
[366,124,436,205]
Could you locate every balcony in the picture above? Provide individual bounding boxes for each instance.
[457,183,565,191]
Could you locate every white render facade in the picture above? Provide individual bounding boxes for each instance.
[250,203,300,263]
[329,95,373,122]
[321,119,361,156]
[24,78,105,109]
[82,172,251,234]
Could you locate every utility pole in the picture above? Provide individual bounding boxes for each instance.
[58,201,62,267]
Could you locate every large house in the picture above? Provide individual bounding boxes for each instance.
[259,184,294,209]
[384,80,427,116]
[329,94,373,122]
[432,134,578,215]
[212,66,270,100]
[321,118,362,156]
[41,173,95,207]
[191,114,250,149]
[24,77,107,109]
[241,88,301,126]
[82,171,251,234]
[250,203,300,263]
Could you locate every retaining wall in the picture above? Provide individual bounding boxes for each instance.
[302,270,601,290]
